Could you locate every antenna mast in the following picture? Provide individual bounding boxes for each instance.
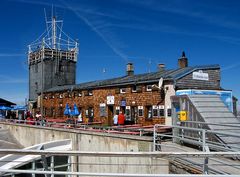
[52,16,57,49]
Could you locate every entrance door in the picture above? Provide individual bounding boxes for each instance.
[131,106,137,124]
[108,106,114,126]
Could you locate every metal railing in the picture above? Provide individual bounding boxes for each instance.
[1,150,240,176]
[153,123,240,175]
[154,123,240,152]
[0,119,171,137]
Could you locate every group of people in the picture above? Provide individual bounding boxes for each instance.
[113,111,125,126]
[25,112,46,126]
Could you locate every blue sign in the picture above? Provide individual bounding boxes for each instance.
[120,100,126,107]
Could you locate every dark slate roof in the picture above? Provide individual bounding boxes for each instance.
[0,98,16,106]
[45,64,220,93]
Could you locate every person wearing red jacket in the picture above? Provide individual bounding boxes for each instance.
[118,111,125,125]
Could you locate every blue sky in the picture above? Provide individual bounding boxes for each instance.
[0,0,240,105]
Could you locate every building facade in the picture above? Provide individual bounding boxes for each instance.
[42,53,222,126]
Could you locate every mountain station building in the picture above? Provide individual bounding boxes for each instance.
[40,52,235,126]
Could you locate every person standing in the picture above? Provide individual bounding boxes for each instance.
[77,112,83,123]
[118,111,125,125]
[113,113,118,126]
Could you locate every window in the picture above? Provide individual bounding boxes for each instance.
[120,88,126,93]
[138,106,143,117]
[115,106,120,115]
[89,108,94,117]
[159,109,164,117]
[159,105,165,117]
[167,109,172,117]
[88,107,94,122]
[78,92,82,97]
[85,90,93,96]
[100,103,106,117]
[125,106,131,121]
[152,106,158,117]
[146,85,152,92]
[85,109,89,118]
[146,106,152,119]
[132,85,137,93]
[59,94,63,99]
[88,90,93,96]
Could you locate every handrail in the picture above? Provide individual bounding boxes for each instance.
[0,149,239,157]
[154,124,240,152]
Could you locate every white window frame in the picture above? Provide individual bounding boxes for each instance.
[120,88,126,93]
[132,85,137,93]
[146,85,152,92]
[88,90,93,96]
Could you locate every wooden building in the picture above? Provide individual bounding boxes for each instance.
[41,53,223,126]
[42,53,221,125]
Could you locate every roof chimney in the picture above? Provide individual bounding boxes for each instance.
[126,63,134,76]
[158,63,165,72]
[178,51,188,68]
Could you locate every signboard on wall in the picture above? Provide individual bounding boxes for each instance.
[107,96,114,105]
[192,70,209,81]
[120,100,126,107]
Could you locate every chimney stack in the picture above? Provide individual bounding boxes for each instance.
[158,63,165,72]
[178,51,188,68]
[126,63,134,76]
